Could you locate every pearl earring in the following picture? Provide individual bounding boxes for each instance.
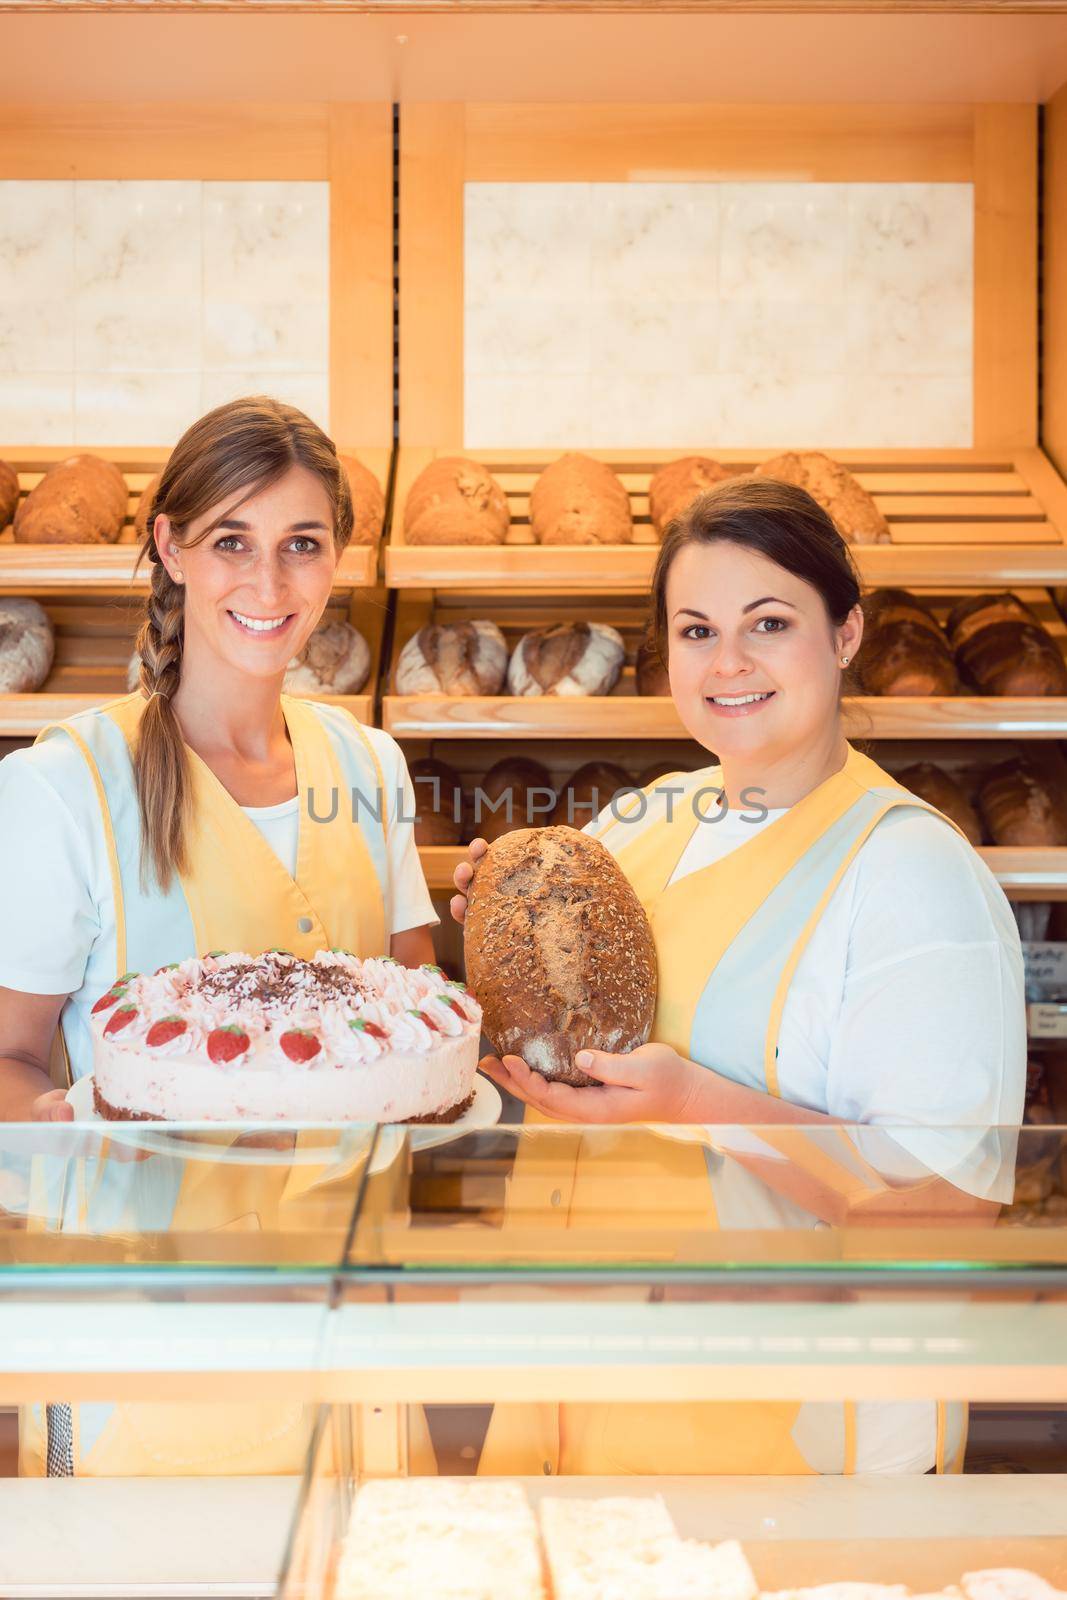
[841,655,850,666]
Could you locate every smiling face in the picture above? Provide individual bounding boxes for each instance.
[664,539,863,767]
[157,463,339,684]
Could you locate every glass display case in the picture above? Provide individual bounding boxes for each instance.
[1,1119,1066,1595]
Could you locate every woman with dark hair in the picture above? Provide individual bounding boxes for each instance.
[452,474,1025,1476]
[0,397,438,1474]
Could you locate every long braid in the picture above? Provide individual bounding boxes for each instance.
[132,526,190,891]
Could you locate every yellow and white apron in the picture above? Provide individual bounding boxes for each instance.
[479,744,969,1476]
[20,690,398,1476]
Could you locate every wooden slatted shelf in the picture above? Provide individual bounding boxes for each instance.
[0,591,388,738]
[0,448,386,593]
[416,844,1067,902]
[387,446,1067,591]
[383,587,1067,742]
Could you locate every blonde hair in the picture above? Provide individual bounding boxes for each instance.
[132,396,353,892]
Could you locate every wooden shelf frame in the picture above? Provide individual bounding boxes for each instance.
[387,446,1067,592]
[399,101,1037,453]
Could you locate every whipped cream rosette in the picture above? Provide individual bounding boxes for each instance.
[88,949,482,1123]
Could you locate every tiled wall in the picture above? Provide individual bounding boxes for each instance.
[464,181,974,449]
[0,181,330,447]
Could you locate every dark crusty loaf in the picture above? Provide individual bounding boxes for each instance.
[404,457,510,546]
[507,621,625,697]
[15,454,127,544]
[945,592,1067,696]
[529,454,633,546]
[396,620,508,696]
[340,454,386,545]
[550,761,634,828]
[635,635,671,696]
[464,825,657,1085]
[284,619,370,695]
[471,755,555,843]
[978,760,1067,847]
[894,761,983,846]
[0,460,19,531]
[858,590,957,696]
[755,451,889,543]
[0,597,55,693]
[409,756,465,847]
[648,455,733,536]
[945,591,1035,648]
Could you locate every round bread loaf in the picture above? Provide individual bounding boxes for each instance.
[894,761,983,846]
[978,760,1067,847]
[507,621,625,698]
[0,597,55,692]
[648,455,733,536]
[15,454,128,544]
[957,621,1067,697]
[858,622,957,696]
[404,457,510,546]
[863,587,944,639]
[945,591,1035,649]
[409,756,465,847]
[0,459,19,531]
[284,620,371,696]
[529,454,633,545]
[471,755,555,843]
[635,636,670,696]
[464,825,657,1086]
[396,620,508,696]
[134,472,162,540]
[755,451,889,543]
[550,760,635,828]
[340,454,386,546]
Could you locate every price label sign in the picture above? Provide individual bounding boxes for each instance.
[1022,942,1067,1003]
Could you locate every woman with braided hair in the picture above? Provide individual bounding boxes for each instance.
[0,397,439,1475]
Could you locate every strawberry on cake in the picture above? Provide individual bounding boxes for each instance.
[88,949,482,1122]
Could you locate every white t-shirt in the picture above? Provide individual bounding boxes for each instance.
[0,723,439,1083]
[586,776,1026,1203]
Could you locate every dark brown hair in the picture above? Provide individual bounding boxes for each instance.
[132,395,354,892]
[650,474,861,665]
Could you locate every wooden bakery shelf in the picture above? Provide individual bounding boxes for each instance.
[387,447,1067,592]
[0,448,387,594]
[0,592,388,739]
[417,845,1067,902]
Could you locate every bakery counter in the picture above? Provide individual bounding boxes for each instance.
[386,446,1067,593]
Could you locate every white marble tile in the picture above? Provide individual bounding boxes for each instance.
[200,371,330,431]
[74,372,202,447]
[0,374,75,445]
[0,182,75,374]
[718,300,849,380]
[837,375,973,448]
[589,299,720,379]
[590,183,720,300]
[202,183,329,372]
[74,181,201,373]
[718,374,850,449]
[465,299,590,377]
[465,184,591,304]
[719,184,849,306]
[465,372,591,449]
[586,373,726,449]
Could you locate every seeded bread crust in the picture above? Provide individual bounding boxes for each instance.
[756,450,889,544]
[464,825,657,1086]
[648,455,734,536]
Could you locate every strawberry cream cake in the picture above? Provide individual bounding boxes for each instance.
[88,949,482,1122]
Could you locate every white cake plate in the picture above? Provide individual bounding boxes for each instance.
[64,1072,502,1173]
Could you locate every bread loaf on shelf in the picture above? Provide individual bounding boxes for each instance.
[0,597,55,693]
[858,588,958,697]
[0,459,19,531]
[894,761,983,846]
[946,593,1067,696]
[978,760,1067,847]
[529,453,633,545]
[755,450,890,543]
[648,455,733,536]
[404,456,510,545]
[464,825,657,1085]
[408,756,465,847]
[635,635,671,696]
[395,620,508,696]
[472,755,555,843]
[339,453,385,545]
[550,759,634,827]
[283,619,370,695]
[14,454,127,544]
[507,621,625,697]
